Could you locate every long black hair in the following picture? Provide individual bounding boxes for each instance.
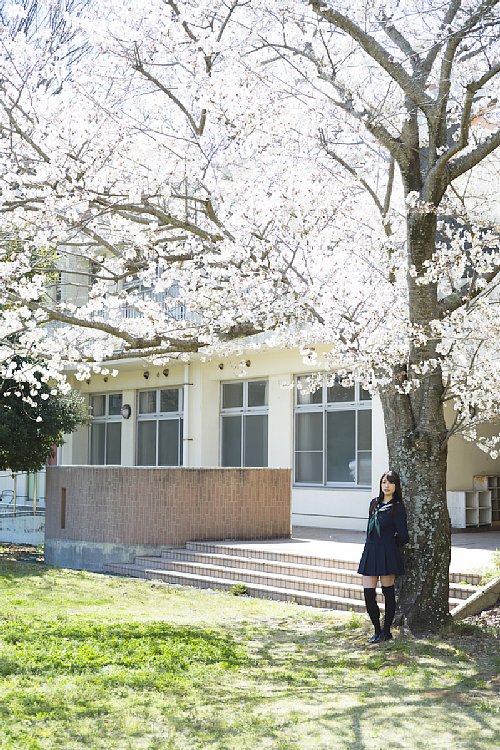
[369,470,404,516]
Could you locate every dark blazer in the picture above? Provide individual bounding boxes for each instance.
[357,499,409,576]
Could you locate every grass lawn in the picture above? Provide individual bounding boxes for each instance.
[0,548,498,750]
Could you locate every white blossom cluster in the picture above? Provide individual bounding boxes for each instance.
[0,0,499,450]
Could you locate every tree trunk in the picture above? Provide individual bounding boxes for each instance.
[377,188,452,633]
[379,380,451,633]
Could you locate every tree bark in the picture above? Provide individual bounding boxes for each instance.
[379,379,451,633]
[379,194,451,633]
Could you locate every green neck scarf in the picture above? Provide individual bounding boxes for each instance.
[368,507,381,536]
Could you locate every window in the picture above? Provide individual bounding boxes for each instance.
[136,388,183,466]
[294,375,372,486]
[220,380,268,467]
[89,393,122,465]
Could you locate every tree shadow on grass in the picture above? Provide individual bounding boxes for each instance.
[186,617,499,750]
[0,558,51,583]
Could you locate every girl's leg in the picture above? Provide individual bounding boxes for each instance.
[362,576,381,640]
[380,575,396,640]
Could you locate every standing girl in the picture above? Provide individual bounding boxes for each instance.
[357,470,409,642]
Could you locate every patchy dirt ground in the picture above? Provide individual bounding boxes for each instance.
[462,600,500,631]
[0,542,43,562]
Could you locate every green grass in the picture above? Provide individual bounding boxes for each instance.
[0,557,498,749]
[480,549,500,584]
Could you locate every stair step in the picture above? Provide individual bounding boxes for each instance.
[104,538,483,613]
[448,582,481,600]
[133,556,372,600]
[106,558,468,610]
[158,549,363,584]
[448,571,483,586]
[185,541,360,571]
[104,563,369,611]
[183,542,482,586]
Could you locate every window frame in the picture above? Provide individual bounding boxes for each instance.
[89,392,123,465]
[220,379,269,467]
[294,374,372,487]
[136,387,184,466]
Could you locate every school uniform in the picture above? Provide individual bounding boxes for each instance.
[357,499,409,576]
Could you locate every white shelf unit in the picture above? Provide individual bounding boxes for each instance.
[473,475,500,527]
[446,490,492,529]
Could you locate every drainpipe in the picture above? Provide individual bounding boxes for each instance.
[183,363,190,466]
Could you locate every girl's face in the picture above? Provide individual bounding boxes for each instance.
[381,475,396,498]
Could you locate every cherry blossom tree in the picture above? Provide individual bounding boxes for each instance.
[264,0,500,631]
[1,0,499,630]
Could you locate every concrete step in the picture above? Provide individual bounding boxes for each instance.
[184,541,484,586]
[448,570,484,586]
[448,582,482,600]
[159,548,363,585]
[104,539,479,611]
[185,541,360,571]
[104,562,368,611]
[163,550,482,598]
[133,555,374,601]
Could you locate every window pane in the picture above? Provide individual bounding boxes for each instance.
[106,422,122,464]
[295,453,323,483]
[248,381,267,407]
[295,412,323,451]
[296,376,322,405]
[326,411,356,482]
[357,409,372,451]
[222,383,243,409]
[160,389,179,413]
[327,378,355,403]
[358,452,372,485]
[158,419,180,466]
[90,395,105,417]
[359,385,372,401]
[137,421,156,465]
[295,411,323,482]
[139,391,156,414]
[244,415,268,467]
[90,423,105,464]
[108,393,123,416]
[221,415,242,466]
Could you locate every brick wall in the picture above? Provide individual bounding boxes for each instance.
[45,467,291,570]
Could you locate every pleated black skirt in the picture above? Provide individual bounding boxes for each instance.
[357,540,405,576]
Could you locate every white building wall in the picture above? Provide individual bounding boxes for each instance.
[61,347,500,532]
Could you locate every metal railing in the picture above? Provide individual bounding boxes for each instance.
[0,490,45,516]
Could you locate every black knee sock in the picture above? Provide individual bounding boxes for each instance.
[382,585,396,635]
[363,588,381,634]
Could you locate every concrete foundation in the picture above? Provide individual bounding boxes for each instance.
[0,514,45,546]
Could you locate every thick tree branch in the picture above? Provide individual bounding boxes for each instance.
[448,126,500,181]
[24,302,201,353]
[439,263,500,314]
[308,0,435,116]
[92,197,223,243]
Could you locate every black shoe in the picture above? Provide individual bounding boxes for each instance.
[368,633,382,643]
[378,632,393,642]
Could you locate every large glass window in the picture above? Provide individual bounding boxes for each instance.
[89,393,122,465]
[220,380,268,467]
[136,388,183,466]
[294,375,372,485]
